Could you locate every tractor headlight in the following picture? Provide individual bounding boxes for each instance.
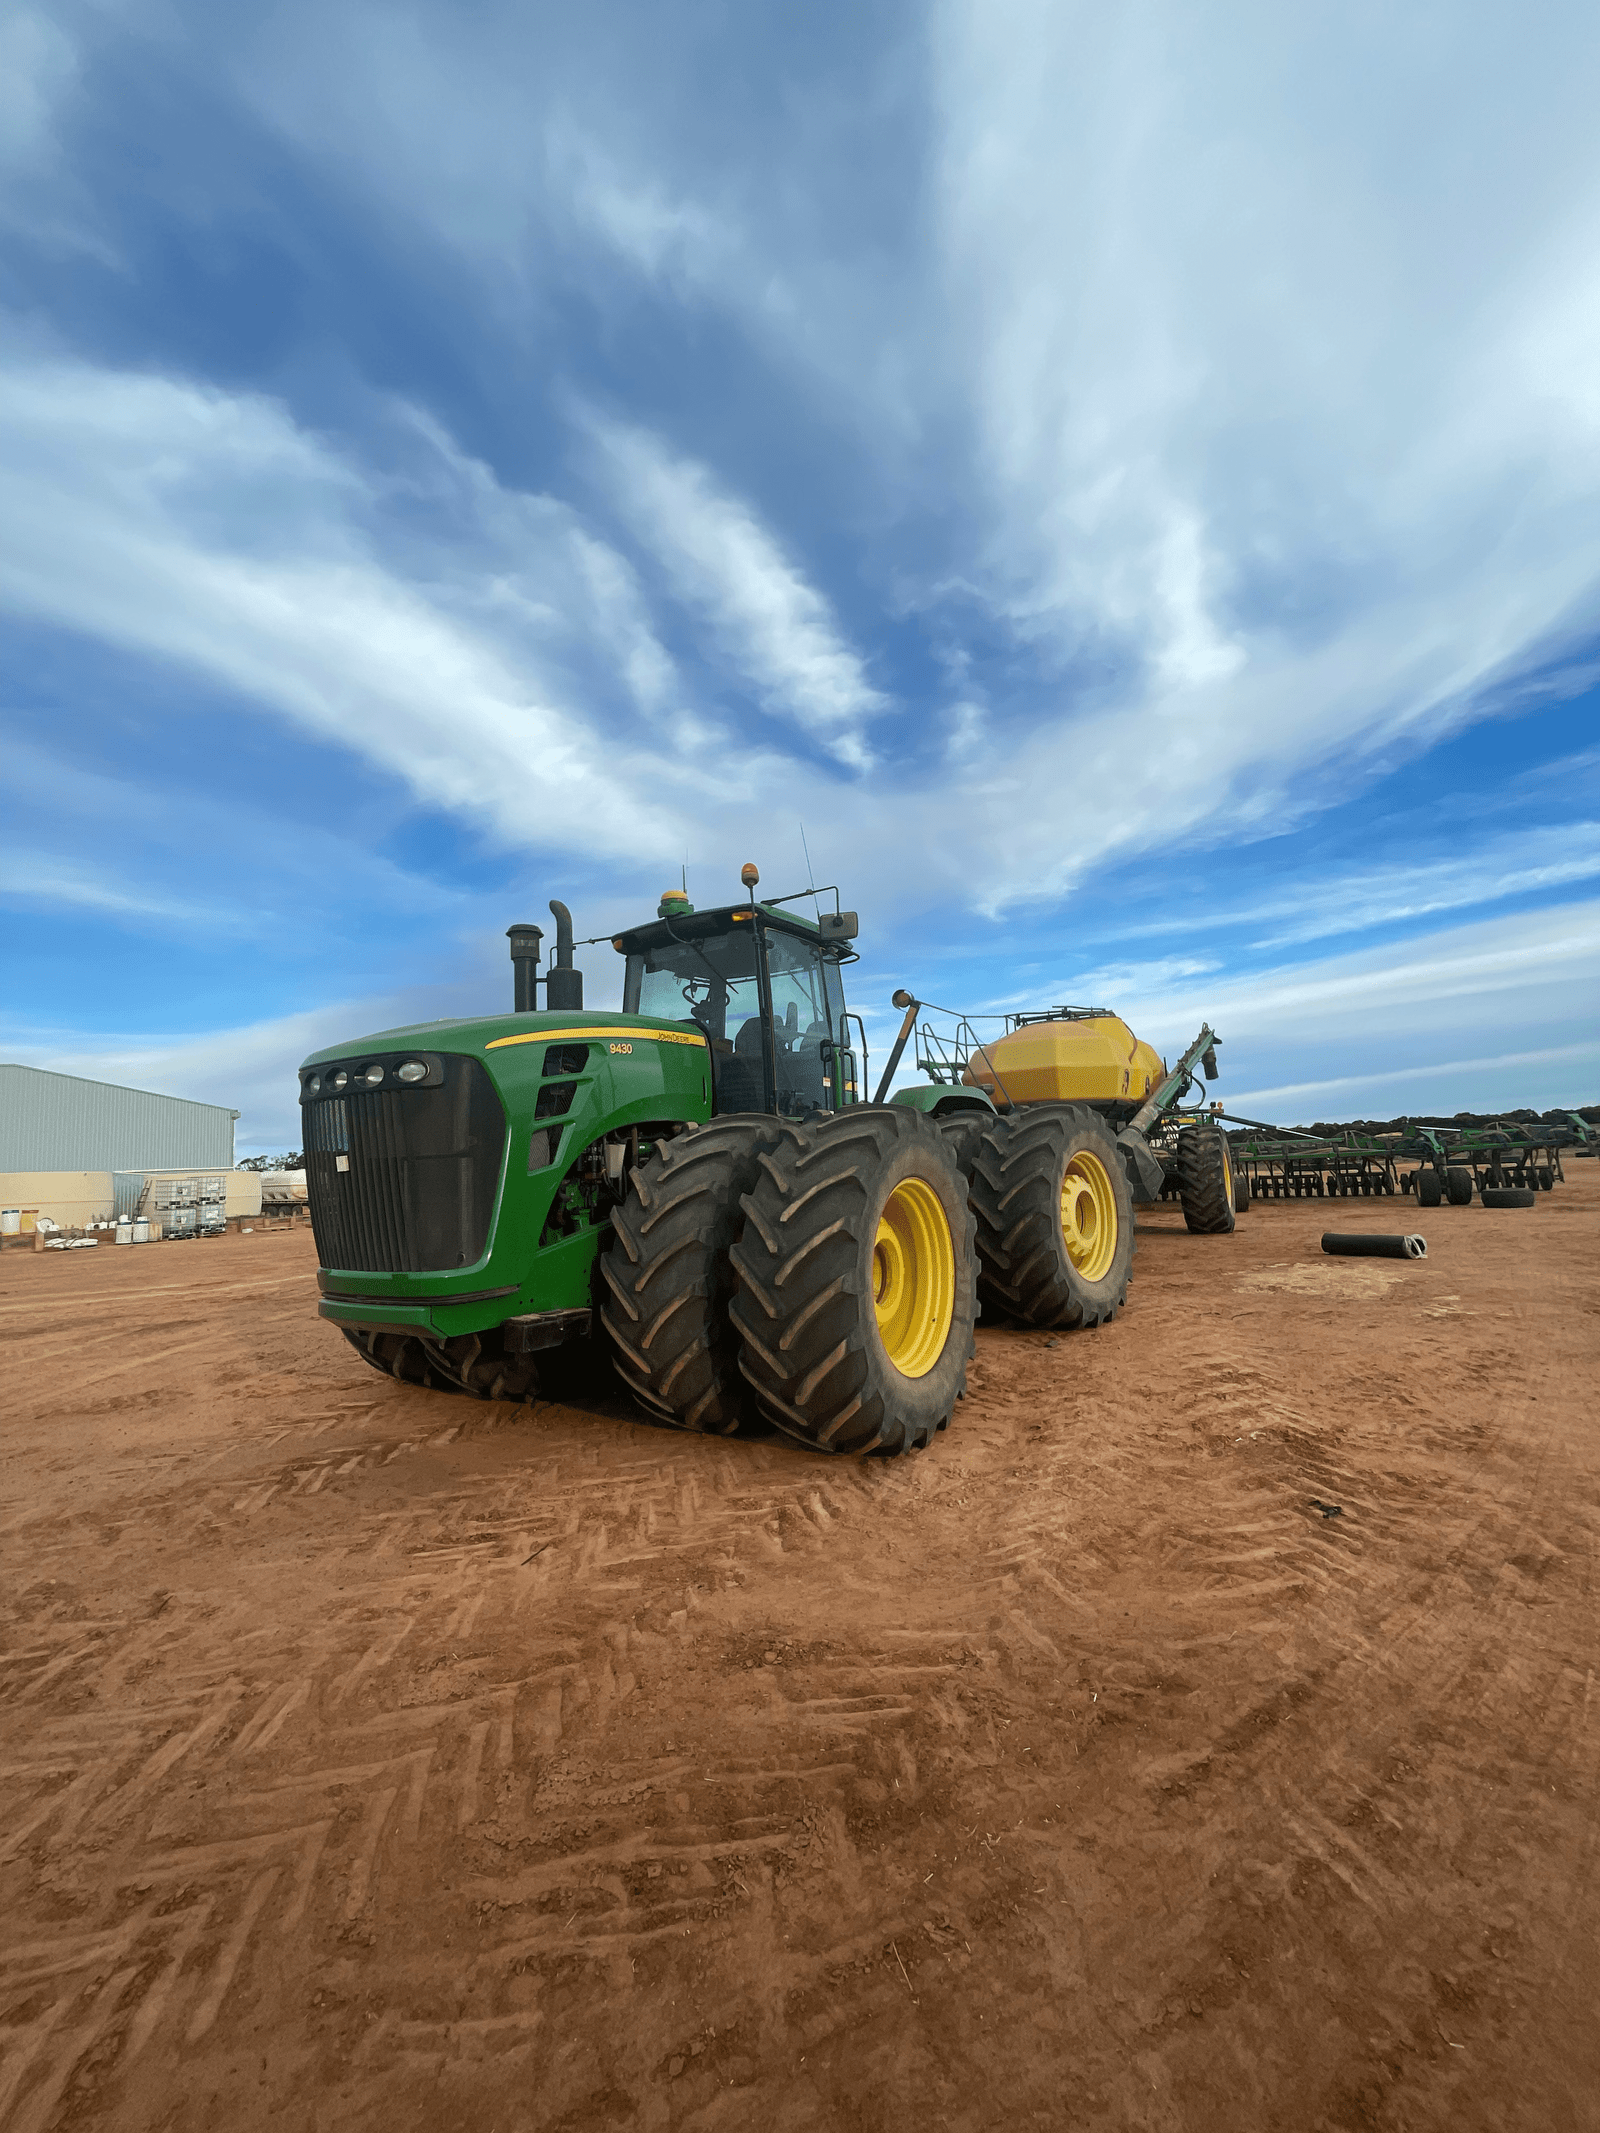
[362,1063,384,1086]
[396,1061,427,1083]
[306,1074,321,1095]
[331,1070,348,1090]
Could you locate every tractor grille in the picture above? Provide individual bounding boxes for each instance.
[304,1056,506,1273]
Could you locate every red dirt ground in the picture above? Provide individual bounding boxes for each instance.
[2,1172,1597,2133]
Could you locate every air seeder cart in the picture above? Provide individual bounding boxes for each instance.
[909,1007,1244,1233]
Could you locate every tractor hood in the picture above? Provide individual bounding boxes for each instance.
[297,1007,705,1077]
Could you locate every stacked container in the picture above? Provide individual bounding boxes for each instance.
[144,1176,198,1238]
[198,1177,227,1234]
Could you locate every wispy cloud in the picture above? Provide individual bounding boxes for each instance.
[0,734,465,935]
[917,0,1600,899]
[0,351,764,862]
[590,418,888,767]
[1227,1043,1600,1117]
[1061,820,1600,955]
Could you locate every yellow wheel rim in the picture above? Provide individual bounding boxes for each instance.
[1060,1150,1118,1283]
[872,1177,956,1380]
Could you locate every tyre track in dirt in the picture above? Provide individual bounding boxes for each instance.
[2,1192,1598,2130]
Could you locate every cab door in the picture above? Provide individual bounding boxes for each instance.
[821,958,858,1108]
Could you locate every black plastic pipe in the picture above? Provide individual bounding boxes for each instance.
[1321,1233,1427,1260]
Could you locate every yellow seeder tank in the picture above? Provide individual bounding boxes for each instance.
[962,1015,1167,1106]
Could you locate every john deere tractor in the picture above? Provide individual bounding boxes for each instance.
[299,866,1136,1455]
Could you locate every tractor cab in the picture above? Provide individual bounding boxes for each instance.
[613,876,861,1121]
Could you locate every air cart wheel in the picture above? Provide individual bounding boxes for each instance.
[729,1107,976,1455]
[1173,1124,1237,1235]
[1446,1167,1474,1206]
[600,1117,784,1434]
[1482,1186,1537,1208]
[1233,1166,1251,1213]
[341,1325,539,1403]
[1416,1169,1443,1207]
[968,1104,1136,1325]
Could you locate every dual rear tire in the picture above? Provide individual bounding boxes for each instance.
[967,1106,1135,1329]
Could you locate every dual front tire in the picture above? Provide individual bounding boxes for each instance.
[601,1107,977,1454]
[731,1108,977,1455]
[599,1102,1134,1456]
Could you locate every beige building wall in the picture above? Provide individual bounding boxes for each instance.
[0,1170,267,1228]
[0,1172,116,1228]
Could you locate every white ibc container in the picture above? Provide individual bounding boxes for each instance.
[133,1218,151,1243]
[115,1222,134,1245]
[0,1210,18,1235]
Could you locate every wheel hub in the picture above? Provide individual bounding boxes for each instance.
[1059,1151,1118,1282]
[873,1177,955,1380]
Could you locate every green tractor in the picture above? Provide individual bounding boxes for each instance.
[300,866,1137,1455]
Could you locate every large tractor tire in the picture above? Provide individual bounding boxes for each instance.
[935,1107,993,1182]
[599,1117,783,1434]
[1174,1124,1237,1235]
[969,1105,1134,1329]
[729,1107,977,1456]
[342,1325,539,1402]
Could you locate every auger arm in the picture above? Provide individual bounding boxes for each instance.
[1127,1023,1219,1138]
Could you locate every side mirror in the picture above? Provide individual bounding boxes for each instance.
[819,911,859,941]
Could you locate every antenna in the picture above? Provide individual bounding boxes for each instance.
[799,821,821,920]
[682,857,688,896]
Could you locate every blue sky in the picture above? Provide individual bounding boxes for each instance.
[2,0,1597,1153]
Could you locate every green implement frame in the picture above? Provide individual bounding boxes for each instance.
[1224,1113,1591,1202]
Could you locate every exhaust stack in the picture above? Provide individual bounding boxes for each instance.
[546,899,584,1011]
